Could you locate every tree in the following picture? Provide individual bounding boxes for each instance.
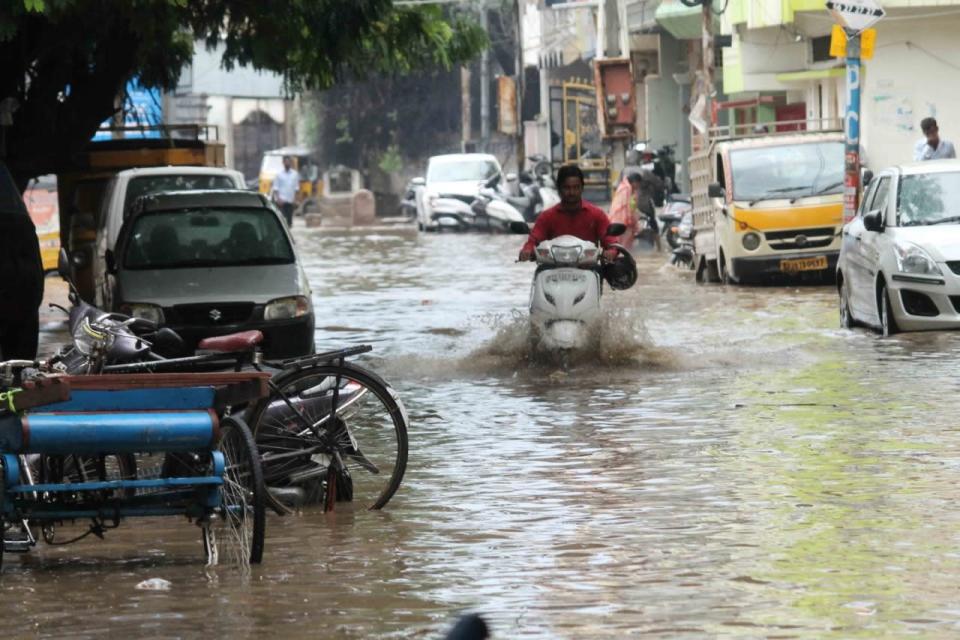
[0,1,486,189]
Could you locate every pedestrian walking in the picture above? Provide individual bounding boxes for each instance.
[608,172,642,251]
[0,163,43,360]
[270,155,300,226]
[914,117,956,161]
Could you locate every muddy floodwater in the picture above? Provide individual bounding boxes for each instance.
[10,225,960,638]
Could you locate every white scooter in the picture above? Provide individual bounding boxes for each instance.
[525,223,634,352]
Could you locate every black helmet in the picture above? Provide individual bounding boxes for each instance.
[602,244,637,290]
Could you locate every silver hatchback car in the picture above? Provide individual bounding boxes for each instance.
[107,189,314,358]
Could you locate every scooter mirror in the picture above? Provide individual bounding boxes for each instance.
[57,247,71,280]
[411,177,426,187]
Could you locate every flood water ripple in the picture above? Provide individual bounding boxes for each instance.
[13,228,960,638]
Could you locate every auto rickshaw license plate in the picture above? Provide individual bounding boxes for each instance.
[780,256,828,273]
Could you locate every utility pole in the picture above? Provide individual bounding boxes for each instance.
[480,4,490,146]
[461,66,472,150]
[515,0,525,169]
[701,0,714,139]
[843,34,861,222]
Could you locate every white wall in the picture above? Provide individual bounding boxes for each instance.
[860,15,960,170]
[178,42,287,99]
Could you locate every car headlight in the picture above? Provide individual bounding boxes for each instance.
[119,303,164,325]
[742,232,761,251]
[265,296,310,321]
[893,241,942,276]
[550,245,582,264]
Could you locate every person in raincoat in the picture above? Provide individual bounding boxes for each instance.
[0,163,44,360]
[608,172,644,250]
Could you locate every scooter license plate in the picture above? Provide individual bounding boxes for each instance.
[780,256,828,273]
[546,272,588,283]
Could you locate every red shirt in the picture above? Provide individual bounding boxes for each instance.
[522,200,618,253]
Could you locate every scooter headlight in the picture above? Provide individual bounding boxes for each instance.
[550,245,582,265]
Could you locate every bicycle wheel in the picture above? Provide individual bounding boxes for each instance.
[248,362,409,512]
[41,454,138,500]
[208,416,265,566]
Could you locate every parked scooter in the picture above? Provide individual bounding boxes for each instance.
[524,223,635,353]
[471,175,531,232]
[658,193,692,249]
[670,211,696,269]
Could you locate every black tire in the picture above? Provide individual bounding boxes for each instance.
[718,250,730,285]
[248,362,409,512]
[41,453,137,500]
[839,276,857,329]
[879,281,899,337]
[216,417,266,565]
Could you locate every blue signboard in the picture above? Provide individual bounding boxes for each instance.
[92,78,163,141]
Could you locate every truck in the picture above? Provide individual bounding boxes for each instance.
[688,125,845,284]
[55,125,228,301]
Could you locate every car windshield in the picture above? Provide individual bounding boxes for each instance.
[123,207,294,269]
[898,172,960,226]
[729,142,844,202]
[123,174,237,214]
[427,159,499,183]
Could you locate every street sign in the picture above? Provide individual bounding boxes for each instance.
[825,0,885,35]
[830,25,876,59]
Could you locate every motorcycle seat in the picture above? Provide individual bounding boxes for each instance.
[197,330,264,353]
[506,196,532,209]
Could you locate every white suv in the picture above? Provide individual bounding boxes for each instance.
[92,166,244,307]
[414,153,506,231]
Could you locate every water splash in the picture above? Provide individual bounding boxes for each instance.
[470,304,676,371]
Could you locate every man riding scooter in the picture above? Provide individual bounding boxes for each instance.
[518,164,621,263]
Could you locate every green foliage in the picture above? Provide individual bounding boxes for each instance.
[335,117,353,146]
[378,144,403,175]
[0,0,488,185]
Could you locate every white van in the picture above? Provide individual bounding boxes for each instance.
[93,166,244,307]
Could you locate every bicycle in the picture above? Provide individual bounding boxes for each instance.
[53,300,409,516]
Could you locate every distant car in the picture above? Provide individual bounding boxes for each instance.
[107,189,314,358]
[837,159,960,336]
[92,166,246,308]
[414,153,509,231]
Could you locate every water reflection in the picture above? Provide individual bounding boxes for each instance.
[15,228,960,637]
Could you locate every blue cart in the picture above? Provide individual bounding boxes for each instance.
[0,372,269,569]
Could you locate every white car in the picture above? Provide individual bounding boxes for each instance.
[92,166,245,308]
[837,159,960,335]
[413,153,509,231]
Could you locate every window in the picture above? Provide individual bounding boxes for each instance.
[897,171,960,226]
[811,36,832,63]
[869,177,891,214]
[124,174,238,215]
[427,159,500,183]
[123,207,294,270]
[728,141,844,201]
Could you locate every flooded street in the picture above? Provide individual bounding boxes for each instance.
[10,225,960,638]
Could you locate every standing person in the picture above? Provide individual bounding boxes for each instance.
[270,156,300,226]
[608,172,643,250]
[914,117,956,161]
[0,163,43,360]
[518,164,619,262]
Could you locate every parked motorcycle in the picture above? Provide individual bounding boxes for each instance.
[658,193,692,250]
[471,175,531,232]
[525,223,635,353]
[670,210,696,270]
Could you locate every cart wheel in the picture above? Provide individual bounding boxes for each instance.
[210,417,265,566]
[0,456,5,571]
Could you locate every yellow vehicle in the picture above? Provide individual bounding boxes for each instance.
[23,175,60,272]
[258,146,322,212]
[689,128,845,284]
[56,125,227,300]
